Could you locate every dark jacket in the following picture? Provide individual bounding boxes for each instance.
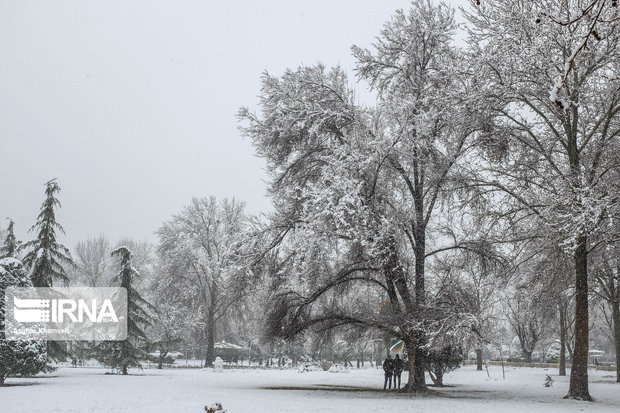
[383,358,394,375]
[393,357,404,374]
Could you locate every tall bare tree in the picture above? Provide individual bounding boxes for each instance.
[465,0,620,400]
[241,0,493,391]
[157,197,251,366]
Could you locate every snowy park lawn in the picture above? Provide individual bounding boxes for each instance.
[1,364,619,413]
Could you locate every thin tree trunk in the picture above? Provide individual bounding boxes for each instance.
[205,312,216,367]
[476,348,483,371]
[559,303,567,376]
[565,236,592,401]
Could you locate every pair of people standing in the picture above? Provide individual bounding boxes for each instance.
[382,354,403,390]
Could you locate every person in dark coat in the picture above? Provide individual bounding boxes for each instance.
[383,354,394,390]
[393,354,404,389]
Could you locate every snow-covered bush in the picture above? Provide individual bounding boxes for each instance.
[545,340,561,362]
[204,402,226,413]
[319,360,332,371]
[544,375,554,388]
[327,363,349,373]
[0,258,47,386]
[297,362,321,373]
[425,346,463,386]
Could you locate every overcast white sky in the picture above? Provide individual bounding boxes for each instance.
[0,0,470,248]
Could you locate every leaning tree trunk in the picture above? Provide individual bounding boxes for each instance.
[433,366,444,386]
[565,236,592,401]
[559,303,567,376]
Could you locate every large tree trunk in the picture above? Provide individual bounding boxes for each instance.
[411,228,427,392]
[414,231,425,305]
[476,348,483,371]
[404,337,417,391]
[413,345,427,391]
[612,298,620,383]
[565,236,592,401]
[523,350,533,364]
[559,303,567,376]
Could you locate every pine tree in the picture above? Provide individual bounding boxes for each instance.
[97,246,152,375]
[20,179,73,287]
[19,180,74,362]
[0,258,47,386]
[0,219,18,259]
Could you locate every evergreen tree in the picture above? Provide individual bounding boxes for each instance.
[0,219,18,259]
[20,179,73,287]
[97,246,152,375]
[0,258,47,386]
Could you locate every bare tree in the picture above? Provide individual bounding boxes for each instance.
[505,287,554,363]
[241,0,489,391]
[72,235,111,287]
[465,0,620,400]
[156,197,252,366]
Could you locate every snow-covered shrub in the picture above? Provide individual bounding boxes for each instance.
[327,363,349,373]
[297,362,321,373]
[545,340,561,362]
[204,402,226,413]
[0,258,48,386]
[425,346,463,386]
[544,375,554,387]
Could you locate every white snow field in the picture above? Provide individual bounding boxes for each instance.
[1,365,619,413]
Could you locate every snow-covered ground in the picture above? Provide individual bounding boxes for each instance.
[1,365,619,412]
